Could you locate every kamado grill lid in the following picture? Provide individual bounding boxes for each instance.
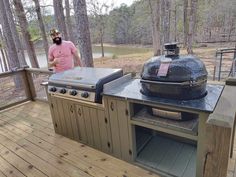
[140,43,208,100]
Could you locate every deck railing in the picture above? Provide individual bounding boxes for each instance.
[0,67,52,110]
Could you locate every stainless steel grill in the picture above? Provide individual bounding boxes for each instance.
[48,67,123,103]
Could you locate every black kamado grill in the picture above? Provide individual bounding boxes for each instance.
[140,43,208,100]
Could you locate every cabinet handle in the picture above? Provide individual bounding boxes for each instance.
[105,117,108,124]
[77,108,82,116]
[129,149,132,155]
[55,123,57,128]
[107,142,110,148]
[110,102,114,111]
[70,105,74,113]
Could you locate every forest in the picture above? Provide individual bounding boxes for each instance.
[0,0,235,74]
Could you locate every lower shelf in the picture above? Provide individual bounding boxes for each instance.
[136,135,196,177]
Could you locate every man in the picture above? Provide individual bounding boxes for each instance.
[48,29,82,72]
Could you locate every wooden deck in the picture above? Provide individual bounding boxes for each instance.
[0,101,235,177]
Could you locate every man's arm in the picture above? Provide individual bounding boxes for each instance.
[73,51,82,67]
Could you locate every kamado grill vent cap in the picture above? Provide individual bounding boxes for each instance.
[140,43,208,100]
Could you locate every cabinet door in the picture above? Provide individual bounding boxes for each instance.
[90,108,102,150]
[83,106,94,146]
[67,102,80,141]
[98,109,112,153]
[49,95,62,134]
[61,100,74,139]
[75,104,88,144]
[107,98,132,161]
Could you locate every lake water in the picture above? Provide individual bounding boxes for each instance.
[0,45,152,72]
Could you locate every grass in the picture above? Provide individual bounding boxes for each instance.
[94,46,235,80]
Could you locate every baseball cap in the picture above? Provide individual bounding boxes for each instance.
[50,29,60,36]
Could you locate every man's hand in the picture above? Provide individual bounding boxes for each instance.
[48,58,59,67]
[73,51,82,67]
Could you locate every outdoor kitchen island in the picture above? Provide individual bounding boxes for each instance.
[102,74,224,177]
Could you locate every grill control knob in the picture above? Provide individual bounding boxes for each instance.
[60,88,67,94]
[81,92,89,98]
[70,90,77,96]
[49,87,57,92]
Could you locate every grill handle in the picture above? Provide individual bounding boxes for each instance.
[140,79,206,87]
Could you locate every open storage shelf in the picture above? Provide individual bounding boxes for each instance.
[131,107,199,141]
[136,132,196,177]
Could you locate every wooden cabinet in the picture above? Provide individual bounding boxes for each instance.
[104,96,133,162]
[49,95,112,153]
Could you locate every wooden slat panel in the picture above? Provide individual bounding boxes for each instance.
[0,144,46,177]
[83,106,94,146]
[55,97,67,136]
[90,108,102,150]
[50,96,62,134]
[67,103,80,141]
[117,100,132,162]
[103,98,113,153]
[107,98,121,157]
[97,109,110,153]
[75,104,87,143]
[62,100,74,139]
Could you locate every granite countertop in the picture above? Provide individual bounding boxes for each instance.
[103,79,224,113]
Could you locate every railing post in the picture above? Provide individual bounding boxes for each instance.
[22,67,36,101]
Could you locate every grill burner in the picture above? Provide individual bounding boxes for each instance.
[48,67,123,103]
[140,43,208,100]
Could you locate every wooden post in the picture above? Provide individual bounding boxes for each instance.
[203,81,236,177]
[23,68,36,100]
[204,114,233,177]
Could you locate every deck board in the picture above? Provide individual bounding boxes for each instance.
[0,101,161,177]
[0,101,236,177]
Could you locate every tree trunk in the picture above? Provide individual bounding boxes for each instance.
[149,0,161,56]
[65,0,76,44]
[0,0,20,69]
[0,28,9,71]
[100,29,104,57]
[183,0,188,48]
[73,0,94,67]
[33,0,49,59]
[163,0,171,44]
[174,1,177,42]
[3,0,26,67]
[187,0,198,54]
[12,0,39,68]
[0,49,8,72]
[53,0,69,40]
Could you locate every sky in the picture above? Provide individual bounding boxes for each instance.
[97,0,135,7]
[41,0,135,8]
[39,0,136,15]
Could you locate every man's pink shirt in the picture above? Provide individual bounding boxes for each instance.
[48,41,77,72]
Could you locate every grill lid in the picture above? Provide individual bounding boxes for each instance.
[140,43,208,100]
[141,43,208,82]
[49,67,123,89]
